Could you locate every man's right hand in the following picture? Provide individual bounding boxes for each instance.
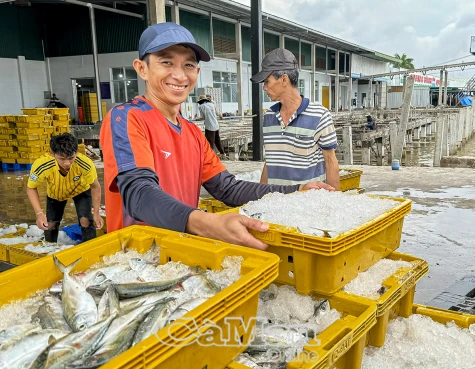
[186,211,269,250]
[36,212,49,230]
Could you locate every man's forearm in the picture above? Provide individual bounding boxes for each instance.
[260,163,268,184]
[26,187,43,214]
[91,185,101,214]
[325,156,340,190]
[203,170,299,207]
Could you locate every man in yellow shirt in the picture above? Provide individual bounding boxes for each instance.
[26,133,103,242]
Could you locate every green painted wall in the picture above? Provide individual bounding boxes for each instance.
[179,10,211,53]
[0,4,44,60]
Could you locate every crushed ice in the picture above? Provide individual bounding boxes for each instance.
[240,190,400,237]
[237,284,342,367]
[343,259,413,299]
[362,314,475,369]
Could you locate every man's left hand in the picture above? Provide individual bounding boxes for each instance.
[299,182,335,191]
[94,213,104,230]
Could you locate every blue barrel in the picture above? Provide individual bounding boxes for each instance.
[392,159,400,170]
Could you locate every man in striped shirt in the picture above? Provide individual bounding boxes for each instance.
[251,48,340,189]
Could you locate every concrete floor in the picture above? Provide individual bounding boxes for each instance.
[1,161,474,304]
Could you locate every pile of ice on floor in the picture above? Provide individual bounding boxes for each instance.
[343,258,413,299]
[240,190,400,237]
[235,169,262,183]
[0,224,78,254]
[235,284,341,367]
[362,315,475,369]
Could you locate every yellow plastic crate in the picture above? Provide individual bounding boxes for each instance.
[16,133,46,140]
[199,197,233,213]
[17,146,44,153]
[55,126,70,134]
[0,122,15,128]
[228,291,377,369]
[17,158,37,164]
[220,196,412,296]
[16,127,45,135]
[0,115,7,123]
[6,115,16,123]
[17,139,48,147]
[0,244,9,262]
[0,226,27,239]
[7,152,19,159]
[48,108,69,115]
[17,115,44,123]
[7,139,17,146]
[52,120,70,127]
[412,304,475,328]
[0,225,280,369]
[8,242,45,265]
[53,113,70,120]
[339,252,429,347]
[19,151,42,159]
[21,108,48,115]
[15,121,42,128]
[0,151,8,159]
[43,114,53,122]
[0,134,14,140]
[0,140,7,146]
[0,128,15,135]
[340,169,363,192]
[44,127,54,135]
[0,146,14,152]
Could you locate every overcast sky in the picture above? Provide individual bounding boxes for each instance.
[233,0,475,80]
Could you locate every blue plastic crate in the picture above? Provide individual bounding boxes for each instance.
[62,224,82,241]
[1,163,33,171]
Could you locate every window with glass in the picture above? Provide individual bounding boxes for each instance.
[213,71,237,103]
[111,67,139,103]
[298,79,305,96]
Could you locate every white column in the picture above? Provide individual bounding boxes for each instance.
[17,56,30,108]
[236,22,243,117]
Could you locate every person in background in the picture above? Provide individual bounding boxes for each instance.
[250,48,340,190]
[48,93,67,108]
[197,94,227,160]
[26,133,103,242]
[366,115,376,130]
[100,22,334,250]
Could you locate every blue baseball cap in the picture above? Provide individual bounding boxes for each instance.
[138,22,210,62]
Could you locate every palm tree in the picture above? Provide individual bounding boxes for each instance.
[392,53,415,69]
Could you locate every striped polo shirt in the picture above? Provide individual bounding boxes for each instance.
[263,97,337,185]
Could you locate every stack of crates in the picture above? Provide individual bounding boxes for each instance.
[0,108,53,168]
[221,193,434,369]
[49,107,71,135]
[81,92,107,123]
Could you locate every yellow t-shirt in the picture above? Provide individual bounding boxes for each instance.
[27,153,98,201]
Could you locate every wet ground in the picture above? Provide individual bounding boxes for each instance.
[1,159,474,305]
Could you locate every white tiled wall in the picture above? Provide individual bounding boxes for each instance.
[25,60,49,108]
[0,58,48,114]
[0,58,23,114]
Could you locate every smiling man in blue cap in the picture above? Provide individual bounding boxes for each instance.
[100,23,333,249]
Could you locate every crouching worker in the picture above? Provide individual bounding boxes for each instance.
[26,133,104,242]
